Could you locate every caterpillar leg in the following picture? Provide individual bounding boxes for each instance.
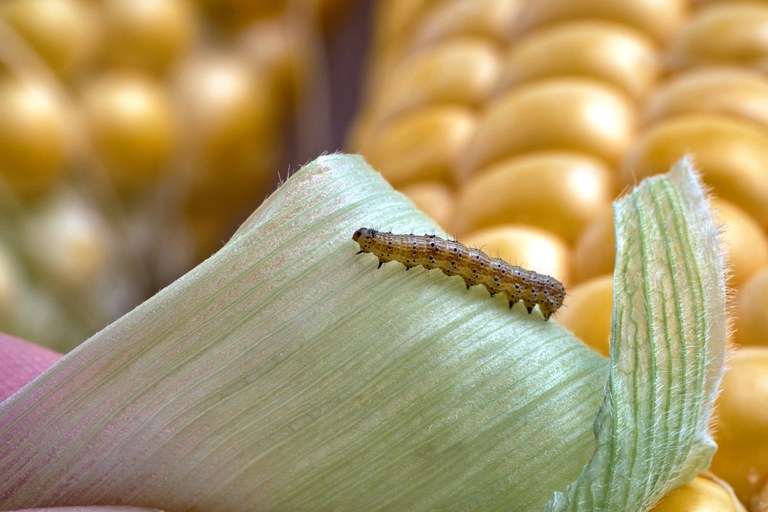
[524,299,535,315]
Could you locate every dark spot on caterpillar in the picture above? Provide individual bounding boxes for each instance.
[352,228,565,320]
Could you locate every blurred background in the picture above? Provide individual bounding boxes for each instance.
[1,0,768,355]
[2,1,768,508]
[0,0,372,351]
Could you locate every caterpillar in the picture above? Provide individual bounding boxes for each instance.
[353,228,565,320]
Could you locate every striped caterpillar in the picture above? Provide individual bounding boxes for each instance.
[353,228,565,320]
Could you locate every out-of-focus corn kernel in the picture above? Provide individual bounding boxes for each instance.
[0,78,72,197]
[735,267,768,347]
[102,0,196,75]
[366,0,435,87]
[558,274,613,356]
[460,224,571,286]
[712,199,768,286]
[573,206,615,283]
[460,78,635,179]
[82,72,177,195]
[357,105,476,188]
[237,18,311,108]
[6,286,71,352]
[0,0,100,79]
[175,53,279,191]
[512,0,690,44]
[650,474,747,512]
[452,152,615,245]
[709,347,768,507]
[398,181,454,230]
[175,52,285,259]
[621,114,768,231]
[411,0,520,48]
[372,0,434,51]
[645,67,768,131]
[356,38,501,137]
[498,21,658,100]
[667,3,768,70]
[21,191,113,290]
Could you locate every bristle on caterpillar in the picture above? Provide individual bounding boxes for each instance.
[353,228,565,320]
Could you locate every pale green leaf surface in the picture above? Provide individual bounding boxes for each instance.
[0,154,607,511]
[547,158,728,511]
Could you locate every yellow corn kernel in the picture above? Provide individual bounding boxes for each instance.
[621,114,768,231]
[461,78,635,178]
[452,152,615,245]
[399,181,454,230]
[498,21,658,100]
[735,268,768,348]
[709,347,768,507]
[357,105,476,188]
[668,3,768,69]
[645,67,768,131]
[650,474,747,512]
[513,0,689,44]
[558,275,613,356]
[712,199,768,286]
